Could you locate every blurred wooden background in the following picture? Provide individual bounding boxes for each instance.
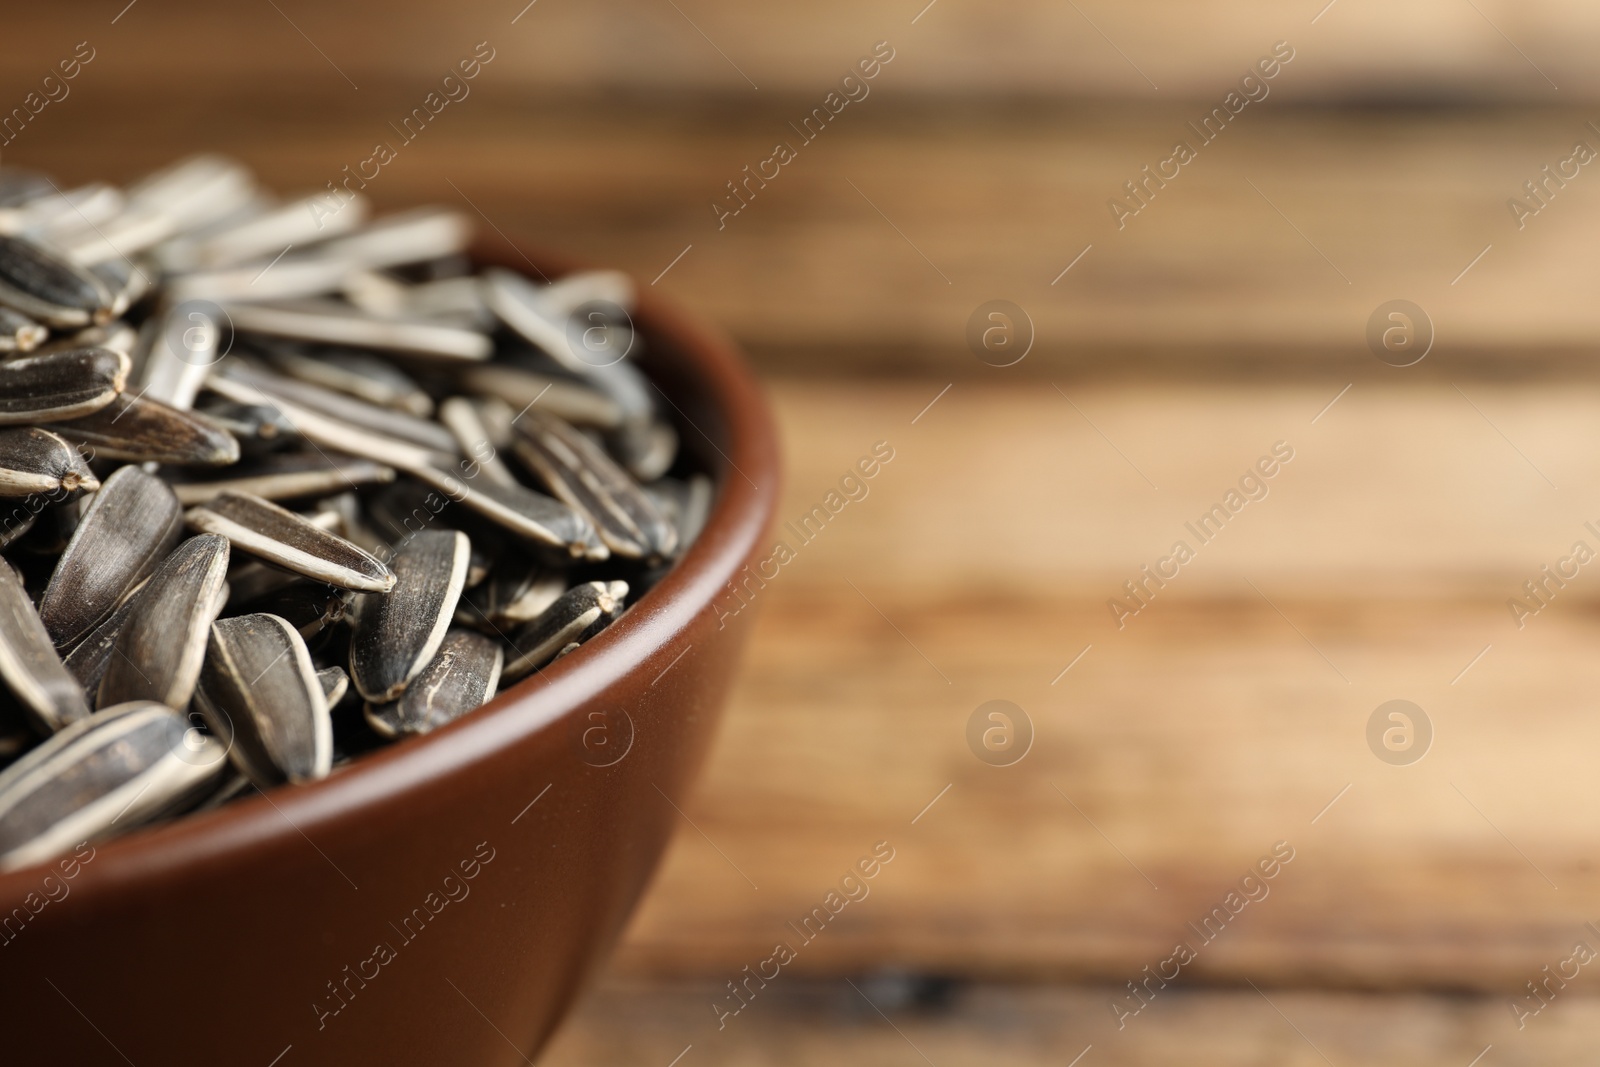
[10,1,1600,1062]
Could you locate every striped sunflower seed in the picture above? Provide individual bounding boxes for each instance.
[0,307,47,353]
[39,465,183,648]
[349,529,469,702]
[0,701,226,871]
[168,453,394,506]
[502,580,627,682]
[317,665,349,706]
[236,581,353,639]
[364,630,502,738]
[463,560,565,628]
[437,397,517,487]
[222,360,458,454]
[0,234,115,328]
[263,345,433,418]
[453,363,624,429]
[512,410,676,561]
[0,561,89,733]
[44,392,240,466]
[61,577,150,698]
[191,399,300,455]
[224,300,491,362]
[0,428,98,498]
[410,464,606,560]
[98,534,230,710]
[89,259,155,320]
[0,347,129,425]
[185,490,394,592]
[197,613,331,786]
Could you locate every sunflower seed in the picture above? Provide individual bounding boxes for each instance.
[482,268,652,424]
[167,257,354,305]
[0,235,115,328]
[648,473,713,551]
[168,452,394,506]
[349,530,469,702]
[309,207,471,271]
[463,560,565,627]
[191,399,299,454]
[512,410,676,561]
[0,347,129,425]
[539,270,637,319]
[61,577,150,698]
[437,397,518,487]
[454,362,623,429]
[551,641,582,661]
[0,561,89,733]
[136,303,221,411]
[198,613,331,786]
[89,259,155,319]
[39,465,183,648]
[616,419,678,482]
[0,170,58,214]
[222,361,457,454]
[224,300,491,362]
[237,580,353,640]
[190,193,370,270]
[317,665,348,706]
[0,428,97,497]
[125,155,260,236]
[34,321,138,358]
[18,184,127,243]
[0,307,47,353]
[502,580,627,681]
[44,392,239,466]
[203,374,456,470]
[187,490,393,592]
[264,345,433,417]
[0,701,226,871]
[410,464,606,560]
[363,630,502,738]
[97,534,230,710]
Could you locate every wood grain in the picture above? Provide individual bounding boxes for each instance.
[2,0,1594,101]
[604,379,1600,991]
[8,102,1600,377]
[543,979,1600,1067]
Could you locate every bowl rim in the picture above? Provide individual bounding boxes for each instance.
[0,242,780,893]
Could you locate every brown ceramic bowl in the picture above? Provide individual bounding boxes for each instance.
[0,247,779,1067]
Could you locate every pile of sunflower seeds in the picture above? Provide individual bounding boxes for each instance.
[0,156,712,872]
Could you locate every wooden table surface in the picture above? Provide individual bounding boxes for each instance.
[9,4,1600,1058]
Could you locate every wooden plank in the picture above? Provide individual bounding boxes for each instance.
[8,103,1600,376]
[543,978,1598,1066]
[598,379,1600,989]
[2,0,1595,101]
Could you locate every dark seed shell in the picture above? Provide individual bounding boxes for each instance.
[0,701,226,871]
[502,580,627,682]
[0,561,88,733]
[185,491,393,593]
[349,530,469,703]
[45,392,239,466]
[0,347,129,426]
[98,534,230,710]
[39,466,183,648]
[363,630,502,738]
[512,410,676,561]
[197,613,331,786]
[0,428,98,498]
[0,234,115,328]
